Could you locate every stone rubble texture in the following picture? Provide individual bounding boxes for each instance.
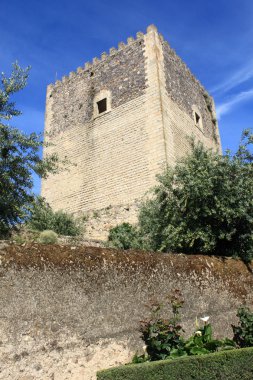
[41,25,221,240]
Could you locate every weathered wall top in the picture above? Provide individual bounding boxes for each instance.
[48,25,152,91]
[48,24,210,100]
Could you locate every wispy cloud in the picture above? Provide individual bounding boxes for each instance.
[216,88,253,119]
[211,61,253,95]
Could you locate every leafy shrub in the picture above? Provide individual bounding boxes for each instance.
[108,130,253,262]
[107,223,141,250]
[134,291,235,364]
[139,290,185,361]
[182,321,234,357]
[28,196,82,236]
[50,210,81,236]
[38,230,58,244]
[232,307,253,348]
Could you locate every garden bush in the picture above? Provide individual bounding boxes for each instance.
[38,230,58,244]
[97,347,253,380]
[28,196,82,236]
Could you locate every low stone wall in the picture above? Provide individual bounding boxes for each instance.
[0,243,252,380]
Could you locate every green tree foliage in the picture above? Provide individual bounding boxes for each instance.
[108,131,253,261]
[0,63,60,237]
[28,196,82,236]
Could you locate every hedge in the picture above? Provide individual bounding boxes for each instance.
[97,347,253,380]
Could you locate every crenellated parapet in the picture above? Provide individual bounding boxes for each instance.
[48,23,213,114]
[49,25,156,89]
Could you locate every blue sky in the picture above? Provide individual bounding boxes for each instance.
[1,0,253,193]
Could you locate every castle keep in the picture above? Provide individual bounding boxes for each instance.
[41,25,221,240]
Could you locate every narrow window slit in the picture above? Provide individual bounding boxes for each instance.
[195,112,200,126]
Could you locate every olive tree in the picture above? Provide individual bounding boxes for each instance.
[0,63,60,236]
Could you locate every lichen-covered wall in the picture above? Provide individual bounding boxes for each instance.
[0,244,252,380]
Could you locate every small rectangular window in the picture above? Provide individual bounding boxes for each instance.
[97,98,107,114]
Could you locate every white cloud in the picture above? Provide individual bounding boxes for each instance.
[211,62,253,95]
[216,88,253,119]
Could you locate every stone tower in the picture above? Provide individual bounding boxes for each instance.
[41,25,221,240]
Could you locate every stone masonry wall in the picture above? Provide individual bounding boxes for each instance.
[84,201,141,241]
[162,41,219,143]
[42,34,153,218]
[46,38,147,136]
[42,25,221,240]
[159,38,221,164]
[0,244,252,380]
